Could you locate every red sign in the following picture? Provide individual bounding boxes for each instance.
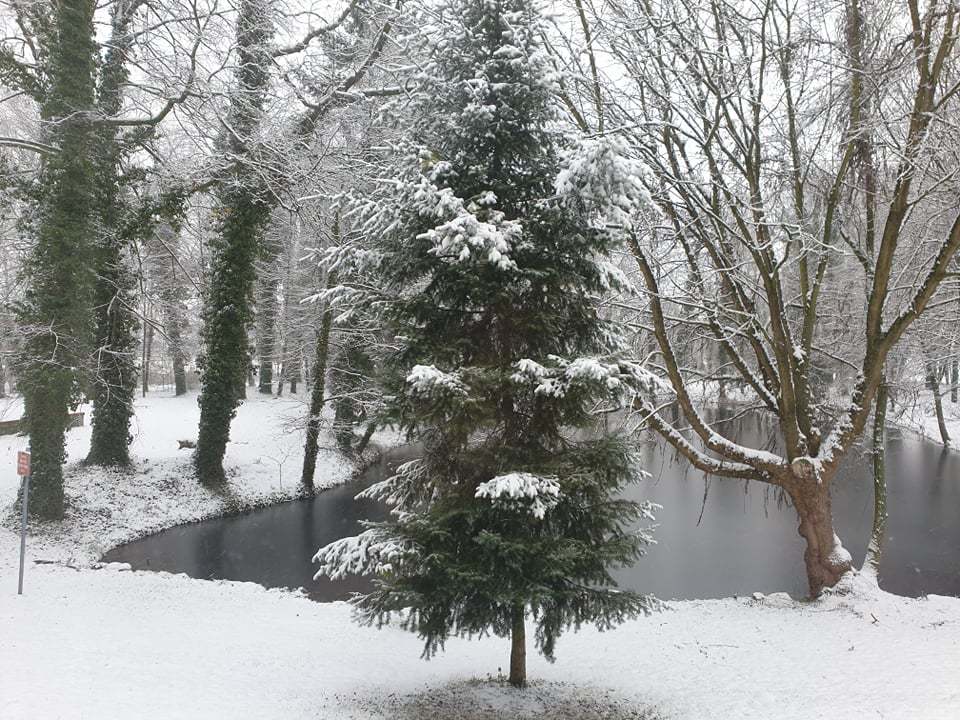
[16,451,30,477]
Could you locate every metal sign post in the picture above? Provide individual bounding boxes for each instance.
[16,451,30,595]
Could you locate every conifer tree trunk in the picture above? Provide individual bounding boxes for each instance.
[162,285,189,397]
[276,336,290,397]
[171,327,188,396]
[300,270,336,491]
[154,226,189,396]
[290,355,300,394]
[87,0,140,466]
[195,0,274,485]
[509,604,526,688]
[141,322,153,397]
[17,0,99,517]
[256,270,279,394]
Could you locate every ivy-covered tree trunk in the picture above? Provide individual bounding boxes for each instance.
[301,270,336,491]
[86,0,140,466]
[194,0,274,485]
[16,0,98,517]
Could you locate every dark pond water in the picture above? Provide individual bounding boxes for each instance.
[104,416,960,601]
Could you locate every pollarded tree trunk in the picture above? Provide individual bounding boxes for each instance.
[786,461,853,597]
[509,604,526,688]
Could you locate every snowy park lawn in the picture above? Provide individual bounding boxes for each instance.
[0,392,957,719]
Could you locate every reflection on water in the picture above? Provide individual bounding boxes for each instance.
[104,417,960,600]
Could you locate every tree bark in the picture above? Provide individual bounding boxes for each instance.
[927,361,950,446]
[951,358,958,403]
[141,322,153,397]
[171,335,188,396]
[158,251,189,397]
[787,466,852,597]
[256,272,279,394]
[355,422,376,455]
[863,381,888,578]
[509,604,526,688]
[300,271,336,491]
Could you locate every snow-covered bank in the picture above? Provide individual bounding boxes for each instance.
[892,388,960,449]
[0,391,354,564]
[0,546,957,719]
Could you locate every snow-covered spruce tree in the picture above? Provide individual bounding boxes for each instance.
[314,0,656,688]
[15,0,99,517]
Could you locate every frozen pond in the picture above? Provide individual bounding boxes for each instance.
[104,416,960,600]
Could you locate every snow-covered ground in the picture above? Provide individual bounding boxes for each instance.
[1,549,957,719]
[0,392,958,719]
[893,388,960,448]
[0,390,352,564]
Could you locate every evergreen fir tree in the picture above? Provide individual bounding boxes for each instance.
[15,0,99,517]
[315,0,656,687]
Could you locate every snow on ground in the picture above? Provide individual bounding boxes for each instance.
[0,546,957,720]
[0,390,353,564]
[0,391,958,719]
[0,395,24,422]
[893,389,960,448]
